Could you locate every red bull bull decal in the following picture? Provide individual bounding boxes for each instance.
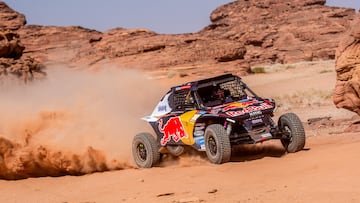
[158,117,187,145]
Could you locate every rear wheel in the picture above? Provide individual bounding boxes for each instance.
[205,124,231,164]
[278,113,306,153]
[132,132,160,168]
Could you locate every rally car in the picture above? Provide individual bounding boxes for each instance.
[132,74,305,168]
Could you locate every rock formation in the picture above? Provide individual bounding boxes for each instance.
[334,12,360,115]
[0,31,24,59]
[0,0,358,77]
[202,0,354,65]
[0,2,44,82]
[19,0,355,76]
[0,1,25,30]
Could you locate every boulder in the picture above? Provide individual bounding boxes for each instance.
[0,31,24,59]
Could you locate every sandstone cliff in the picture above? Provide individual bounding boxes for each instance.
[0,0,357,78]
[202,0,354,65]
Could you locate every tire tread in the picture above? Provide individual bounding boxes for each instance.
[205,124,231,164]
[279,113,306,153]
[132,132,160,168]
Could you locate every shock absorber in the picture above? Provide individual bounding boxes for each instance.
[225,118,236,135]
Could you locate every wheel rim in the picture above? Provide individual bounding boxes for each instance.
[137,143,147,161]
[284,125,293,142]
[208,135,217,156]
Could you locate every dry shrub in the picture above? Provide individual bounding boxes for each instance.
[273,89,333,110]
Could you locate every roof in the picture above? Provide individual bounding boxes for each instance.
[171,74,242,92]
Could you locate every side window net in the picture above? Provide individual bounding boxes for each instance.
[172,90,194,110]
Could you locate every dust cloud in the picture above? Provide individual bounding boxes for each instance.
[0,66,162,180]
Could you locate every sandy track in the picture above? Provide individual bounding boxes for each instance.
[0,133,359,203]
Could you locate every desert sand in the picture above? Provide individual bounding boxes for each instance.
[0,60,359,203]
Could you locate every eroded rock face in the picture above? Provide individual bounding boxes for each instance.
[334,13,360,115]
[0,57,45,82]
[18,25,102,66]
[0,31,44,82]
[0,31,24,59]
[0,2,26,30]
[202,0,355,65]
[0,2,45,82]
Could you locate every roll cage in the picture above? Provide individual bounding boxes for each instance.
[167,74,260,111]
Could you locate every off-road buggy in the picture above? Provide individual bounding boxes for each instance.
[132,74,305,168]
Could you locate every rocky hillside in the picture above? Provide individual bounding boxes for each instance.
[334,12,360,115]
[0,0,357,77]
[201,0,355,65]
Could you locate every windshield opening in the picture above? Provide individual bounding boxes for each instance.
[197,79,249,107]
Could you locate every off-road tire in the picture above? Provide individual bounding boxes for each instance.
[278,113,306,153]
[132,132,160,168]
[205,124,231,164]
[167,145,185,156]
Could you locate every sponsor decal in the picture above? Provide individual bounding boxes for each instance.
[158,105,167,112]
[249,110,262,117]
[158,117,187,145]
[190,114,201,123]
[222,100,259,112]
[194,130,204,137]
[223,102,245,112]
[175,83,191,91]
[251,118,263,124]
[225,103,273,117]
[194,136,205,150]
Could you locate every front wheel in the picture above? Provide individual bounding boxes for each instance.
[278,113,306,153]
[205,124,231,164]
[132,132,160,168]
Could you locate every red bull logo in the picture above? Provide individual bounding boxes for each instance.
[223,102,245,112]
[225,103,273,117]
[158,117,187,145]
[222,100,258,112]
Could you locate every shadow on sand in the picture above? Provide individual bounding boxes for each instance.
[158,142,310,167]
[230,143,287,162]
